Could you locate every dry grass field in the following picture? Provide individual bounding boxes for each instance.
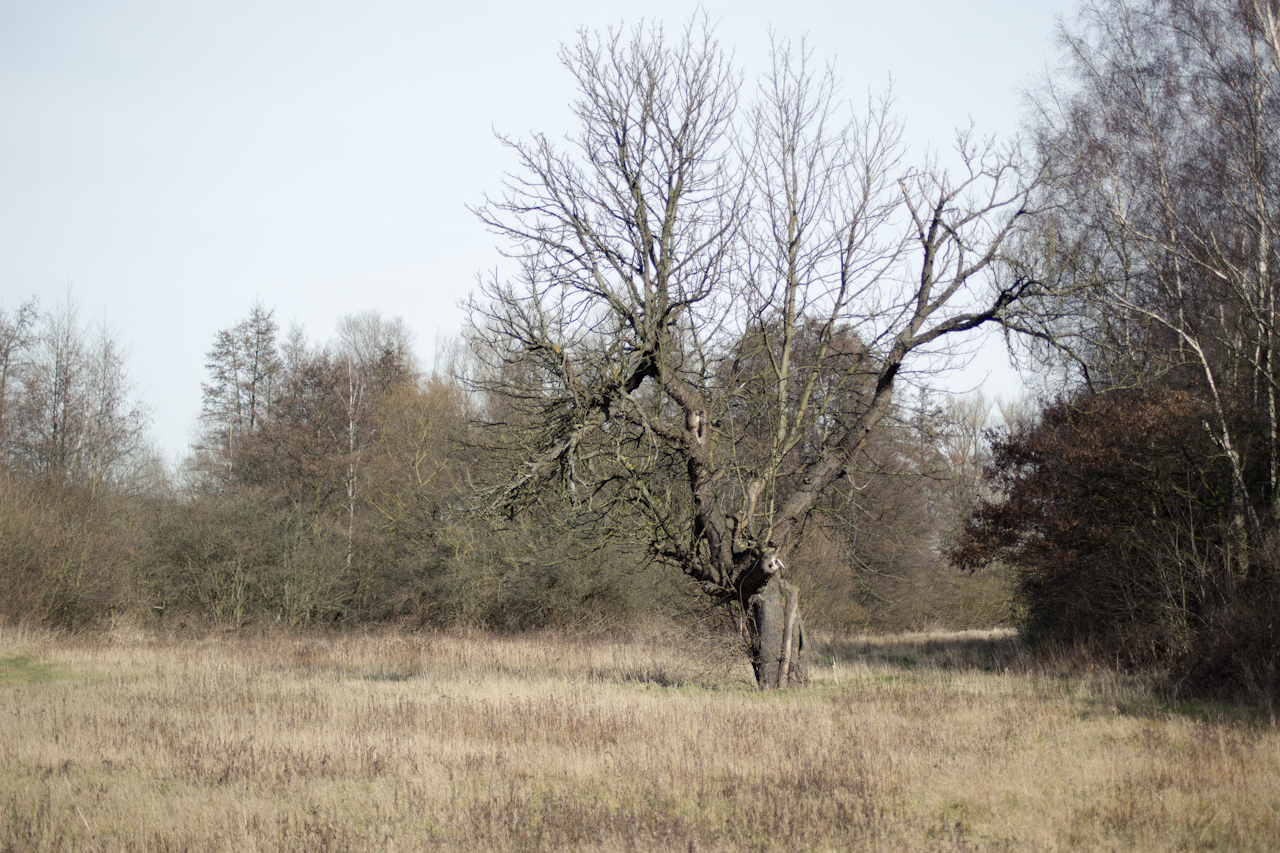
[1,623,1278,852]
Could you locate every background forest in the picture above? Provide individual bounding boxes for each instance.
[0,297,1005,637]
[6,0,1280,706]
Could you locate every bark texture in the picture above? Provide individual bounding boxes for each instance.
[747,578,805,689]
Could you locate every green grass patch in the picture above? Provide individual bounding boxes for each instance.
[0,654,58,684]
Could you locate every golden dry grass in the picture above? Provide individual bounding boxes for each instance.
[1,623,1277,851]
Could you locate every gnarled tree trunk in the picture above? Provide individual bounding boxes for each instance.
[746,578,805,689]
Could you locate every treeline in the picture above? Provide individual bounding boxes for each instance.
[0,297,1002,634]
[951,0,1280,705]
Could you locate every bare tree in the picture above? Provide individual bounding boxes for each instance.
[332,311,417,576]
[938,390,1001,536]
[6,292,150,494]
[470,17,1042,687]
[0,298,39,462]
[199,303,283,466]
[1022,0,1280,573]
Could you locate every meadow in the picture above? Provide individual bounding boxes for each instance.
[1,623,1277,852]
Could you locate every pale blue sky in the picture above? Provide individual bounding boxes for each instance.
[1,1,1062,460]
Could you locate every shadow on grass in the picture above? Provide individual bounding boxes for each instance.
[813,629,1028,675]
[811,629,1276,725]
[592,667,690,688]
[355,669,418,682]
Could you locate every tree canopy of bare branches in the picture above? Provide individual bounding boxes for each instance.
[1016,0,1280,574]
[469,17,1043,687]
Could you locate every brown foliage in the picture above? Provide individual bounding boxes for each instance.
[0,475,140,628]
[951,385,1280,702]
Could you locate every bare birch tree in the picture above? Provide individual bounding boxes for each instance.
[333,311,417,579]
[1023,0,1280,574]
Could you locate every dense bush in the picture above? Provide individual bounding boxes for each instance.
[144,491,355,627]
[0,476,142,628]
[951,386,1280,702]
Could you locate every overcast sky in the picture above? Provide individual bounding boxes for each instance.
[1,0,1063,462]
